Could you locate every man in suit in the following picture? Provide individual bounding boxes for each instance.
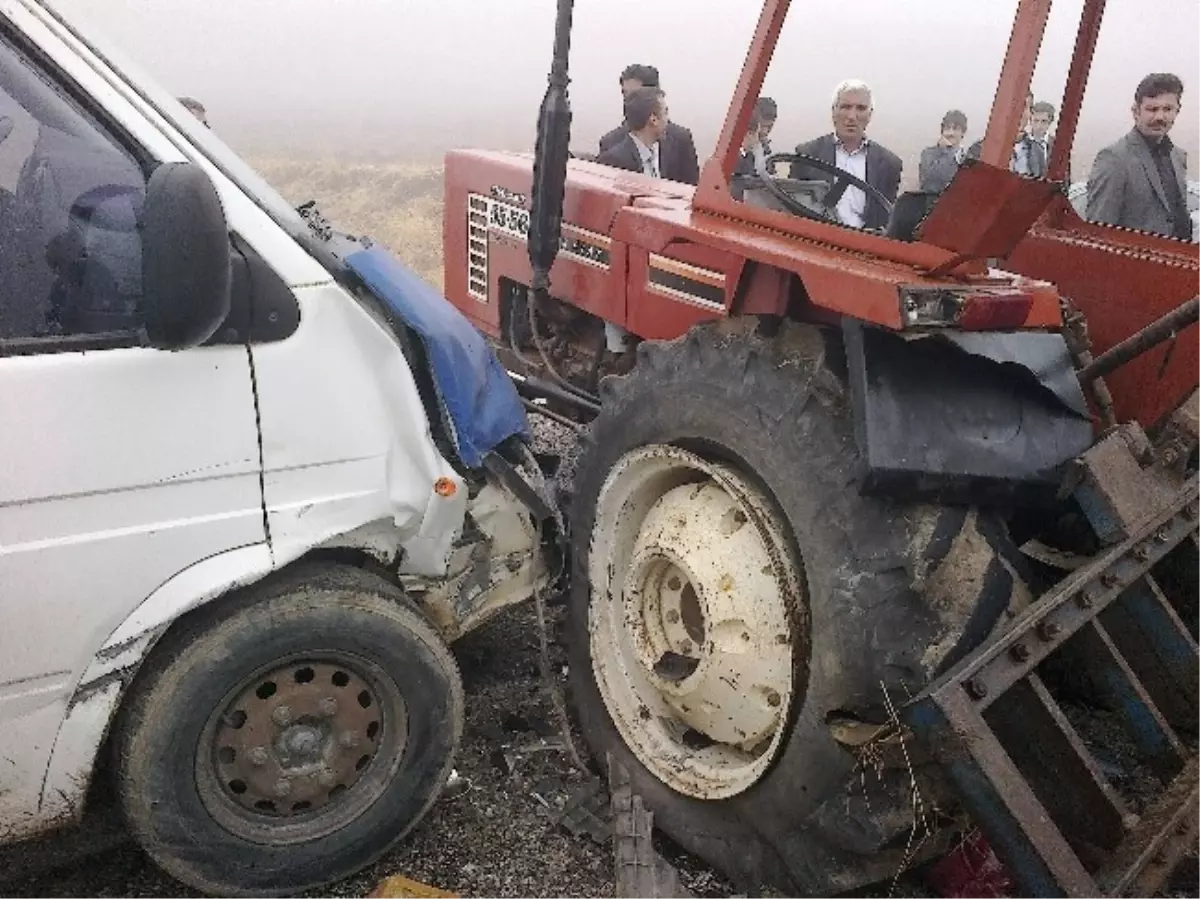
[1029,102,1055,159]
[789,79,902,230]
[597,87,671,178]
[598,64,700,185]
[1088,72,1190,240]
[965,91,1045,177]
[595,86,673,368]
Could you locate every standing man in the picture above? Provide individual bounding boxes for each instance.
[595,86,672,363]
[596,87,671,178]
[599,64,700,185]
[1029,101,1055,159]
[1087,73,1190,240]
[789,79,902,230]
[755,97,778,157]
[919,109,969,194]
[732,105,766,198]
[178,96,209,128]
[966,91,1042,176]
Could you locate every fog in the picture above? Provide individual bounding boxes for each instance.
[57,0,1199,176]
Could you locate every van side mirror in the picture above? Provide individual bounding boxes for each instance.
[142,161,231,349]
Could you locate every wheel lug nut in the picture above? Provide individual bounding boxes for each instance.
[665,610,680,624]
[339,731,360,749]
[274,779,292,797]
[319,697,338,717]
[272,705,293,726]
[249,746,270,766]
[766,690,781,708]
[318,770,337,788]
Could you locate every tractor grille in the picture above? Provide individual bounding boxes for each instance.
[467,193,489,301]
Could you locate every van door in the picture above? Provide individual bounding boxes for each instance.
[0,21,264,827]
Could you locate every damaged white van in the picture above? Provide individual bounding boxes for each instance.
[0,0,555,893]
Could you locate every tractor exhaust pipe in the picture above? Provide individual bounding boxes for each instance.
[528,0,574,294]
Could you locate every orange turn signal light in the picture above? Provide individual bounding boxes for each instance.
[434,477,458,498]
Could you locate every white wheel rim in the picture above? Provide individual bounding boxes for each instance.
[588,445,804,799]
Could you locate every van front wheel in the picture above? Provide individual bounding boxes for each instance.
[113,563,463,897]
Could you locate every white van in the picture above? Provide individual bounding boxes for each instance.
[0,0,554,893]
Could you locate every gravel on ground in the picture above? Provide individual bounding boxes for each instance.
[1,414,1195,899]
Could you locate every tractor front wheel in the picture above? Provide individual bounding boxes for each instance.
[567,317,1030,895]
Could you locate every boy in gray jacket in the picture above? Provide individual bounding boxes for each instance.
[919,109,968,194]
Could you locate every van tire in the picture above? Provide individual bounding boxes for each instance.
[113,562,462,897]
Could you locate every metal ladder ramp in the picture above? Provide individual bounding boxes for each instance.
[903,431,1198,898]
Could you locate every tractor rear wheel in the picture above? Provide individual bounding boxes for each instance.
[566,317,1030,895]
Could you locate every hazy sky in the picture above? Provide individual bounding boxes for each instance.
[54,0,1199,175]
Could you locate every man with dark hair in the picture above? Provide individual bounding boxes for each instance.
[789,79,902,230]
[1087,73,1190,240]
[733,106,765,190]
[598,64,700,184]
[1030,102,1055,144]
[966,90,1043,176]
[755,97,778,156]
[177,96,208,128]
[919,109,968,193]
[597,87,670,177]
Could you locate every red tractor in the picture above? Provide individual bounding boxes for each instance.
[443,0,1199,895]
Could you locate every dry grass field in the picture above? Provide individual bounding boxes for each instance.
[249,156,447,290]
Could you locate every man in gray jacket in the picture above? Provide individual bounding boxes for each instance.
[919,109,968,193]
[1087,72,1190,240]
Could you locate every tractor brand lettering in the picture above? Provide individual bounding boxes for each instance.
[471,193,611,271]
[489,185,528,207]
[647,254,726,311]
[489,200,531,239]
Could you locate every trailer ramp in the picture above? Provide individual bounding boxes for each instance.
[905,428,1198,897]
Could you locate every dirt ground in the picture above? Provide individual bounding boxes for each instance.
[0,597,733,899]
[1,415,1196,899]
[0,416,731,899]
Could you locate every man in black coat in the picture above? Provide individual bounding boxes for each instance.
[598,64,700,185]
[789,79,902,230]
[596,87,671,178]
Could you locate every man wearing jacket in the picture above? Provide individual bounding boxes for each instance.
[598,64,700,185]
[789,79,902,230]
[919,109,969,194]
[1087,72,1190,240]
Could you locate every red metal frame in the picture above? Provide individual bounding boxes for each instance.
[441,0,1197,431]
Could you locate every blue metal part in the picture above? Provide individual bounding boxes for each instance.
[902,450,1199,897]
[343,246,531,469]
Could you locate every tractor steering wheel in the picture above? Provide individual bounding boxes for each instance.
[758,152,894,227]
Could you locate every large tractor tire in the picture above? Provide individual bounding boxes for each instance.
[566,317,1031,895]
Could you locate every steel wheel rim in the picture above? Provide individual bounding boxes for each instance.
[195,650,408,845]
[589,444,805,799]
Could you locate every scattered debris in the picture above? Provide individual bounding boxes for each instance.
[610,756,692,899]
[367,873,459,898]
[442,768,471,800]
[557,776,612,845]
[926,831,1013,898]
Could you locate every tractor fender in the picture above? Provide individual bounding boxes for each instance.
[842,319,1096,506]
